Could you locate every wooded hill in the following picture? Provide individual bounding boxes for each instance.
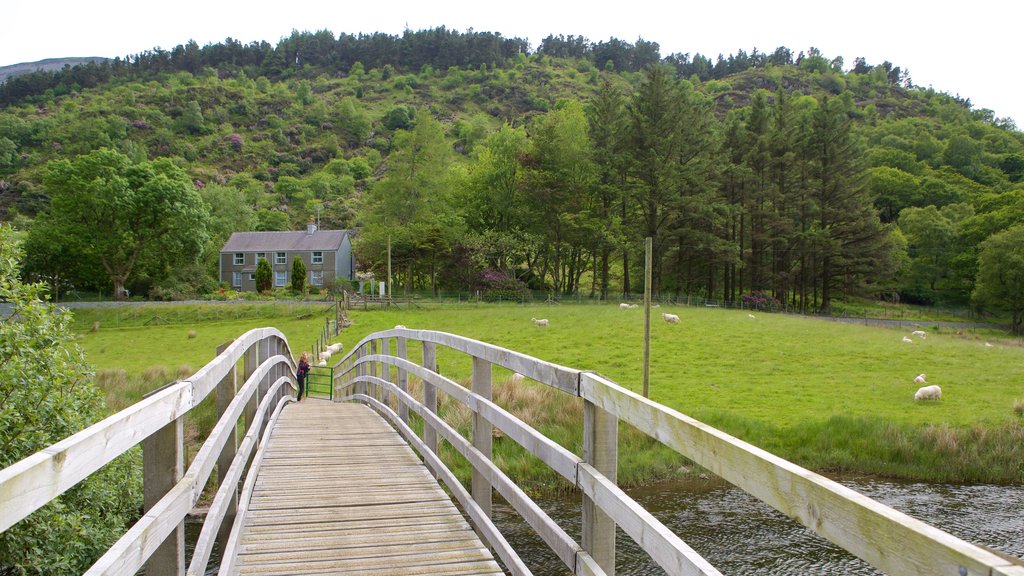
[1,28,1022,326]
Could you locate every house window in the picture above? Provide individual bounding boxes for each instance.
[310,270,323,286]
[248,273,256,281]
[232,272,242,287]
[312,251,323,265]
[233,253,244,265]
[275,252,286,265]
[274,270,287,287]
[256,252,266,261]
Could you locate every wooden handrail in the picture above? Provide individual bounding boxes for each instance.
[336,329,1022,576]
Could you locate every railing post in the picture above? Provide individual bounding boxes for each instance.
[242,342,259,442]
[355,344,366,398]
[215,341,238,548]
[471,356,492,519]
[396,335,408,424]
[369,339,378,401]
[422,341,437,455]
[583,399,618,575]
[143,415,184,576]
[381,337,391,409]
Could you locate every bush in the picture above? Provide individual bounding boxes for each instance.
[479,268,530,302]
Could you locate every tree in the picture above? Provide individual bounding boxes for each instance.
[973,225,1024,334]
[0,225,142,574]
[291,255,306,293]
[43,148,209,300]
[255,257,272,292]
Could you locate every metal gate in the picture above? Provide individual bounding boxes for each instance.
[305,365,334,400]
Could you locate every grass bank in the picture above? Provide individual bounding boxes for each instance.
[76,302,1024,487]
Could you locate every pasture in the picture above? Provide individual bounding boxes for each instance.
[75,302,1024,484]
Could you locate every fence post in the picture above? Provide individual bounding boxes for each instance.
[396,335,408,424]
[214,341,237,547]
[381,337,391,409]
[422,341,438,455]
[243,341,259,439]
[582,399,618,575]
[471,356,493,519]
[142,413,184,576]
[369,339,378,401]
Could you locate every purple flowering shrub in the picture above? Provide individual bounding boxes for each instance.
[740,290,781,311]
[479,268,529,301]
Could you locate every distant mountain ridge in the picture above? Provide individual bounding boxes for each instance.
[0,57,111,83]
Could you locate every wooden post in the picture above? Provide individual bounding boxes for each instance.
[396,336,409,424]
[143,416,185,576]
[643,236,652,398]
[369,339,378,401]
[583,399,618,575]
[381,337,391,409]
[214,341,237,547]
[471,356,492,518]
[422,341,437,455]
[243,343,259,435]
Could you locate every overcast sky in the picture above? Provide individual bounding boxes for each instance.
[3,0,1021,126]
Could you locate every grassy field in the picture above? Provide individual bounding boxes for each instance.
[74,302,1024,485]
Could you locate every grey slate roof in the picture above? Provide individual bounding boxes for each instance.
[221,230,351,253]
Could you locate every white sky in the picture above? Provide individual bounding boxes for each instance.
[3,0,1022,126]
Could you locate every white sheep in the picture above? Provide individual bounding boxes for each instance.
[629,304,639,309]
[531,318,549,327]
[911,330,927,339]
[509,373,525,385]
[914,373,927,384]
[661,313,680,324]
[914,384,941,401]
[619,303,630,309]
[985,342,994,348]
[325,343,343,354]
[319,350,332,362]
[317,360,327,367]
[394,324,407,329]
[902,336,914,343]
[748,314,756,320]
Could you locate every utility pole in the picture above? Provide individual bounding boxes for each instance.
[387,235,392,302]
[643,237,652,398]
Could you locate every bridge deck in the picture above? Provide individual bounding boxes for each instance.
[229,401,503,575]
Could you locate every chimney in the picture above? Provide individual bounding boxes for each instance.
[306,218,317,236]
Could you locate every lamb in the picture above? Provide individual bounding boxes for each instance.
[325,343,343,354]
[394,324,407,329]
[911,330,927,339]
[531,318,549,327]
[914,385,941,401]
[509,373,525,385]
[902,336,914,343]
[914,373,927,384]
[619,303,630,309]
[661,313,680,324]
[985,342,994,348]
[748,314,756,320]
[630,304,639,309]
[319,350,332,362]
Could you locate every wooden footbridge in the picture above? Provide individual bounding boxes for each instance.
[1,327,1021,575]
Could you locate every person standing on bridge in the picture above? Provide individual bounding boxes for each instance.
[296,352,310,401]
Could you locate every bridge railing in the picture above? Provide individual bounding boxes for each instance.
[0,327,297,576]
[334,327,1024,576]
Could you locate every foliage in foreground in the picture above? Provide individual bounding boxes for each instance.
[0,225,142,575]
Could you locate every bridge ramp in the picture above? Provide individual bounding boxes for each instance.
[229,401,503,575]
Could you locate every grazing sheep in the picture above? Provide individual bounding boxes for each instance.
[985,342,994,348]
[748,314,756,320]
[629,304,639,309]
[394,324,406,329]
[911,330,927,338]
[914,385,942,401]
[619,303,630,309]
[509,373,525,385]
[902,336,914,343]
[317,360,327,367]
[319,350,332,362]
[914,373,927,384]
[531,318,549,327]
[661,313,680,324]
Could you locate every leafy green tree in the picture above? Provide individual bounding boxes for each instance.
[0,225,142,574]
[255,209,291,231]
[291,255,306,293]
[898,205,957,302]
[43,148,209,300]
[973,225,1024,333]
[255,257,272,292]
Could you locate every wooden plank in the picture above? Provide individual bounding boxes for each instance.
[579,372,1014,576]
[226,402,502,576]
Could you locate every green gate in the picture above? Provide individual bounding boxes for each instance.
[305,365,334,400]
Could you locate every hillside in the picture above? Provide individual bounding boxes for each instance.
[0,57,111,83]
[0,29,1022,328]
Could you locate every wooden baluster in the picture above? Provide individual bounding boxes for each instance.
[214,341,237,548]
[396,335,408,424]
[472,356,492,519]
[143,413,184,576]
[422,341,437,455]
[583,399,618,575]
[369,339,378,402]
[381,337,391,409]
[242,342,259,436]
